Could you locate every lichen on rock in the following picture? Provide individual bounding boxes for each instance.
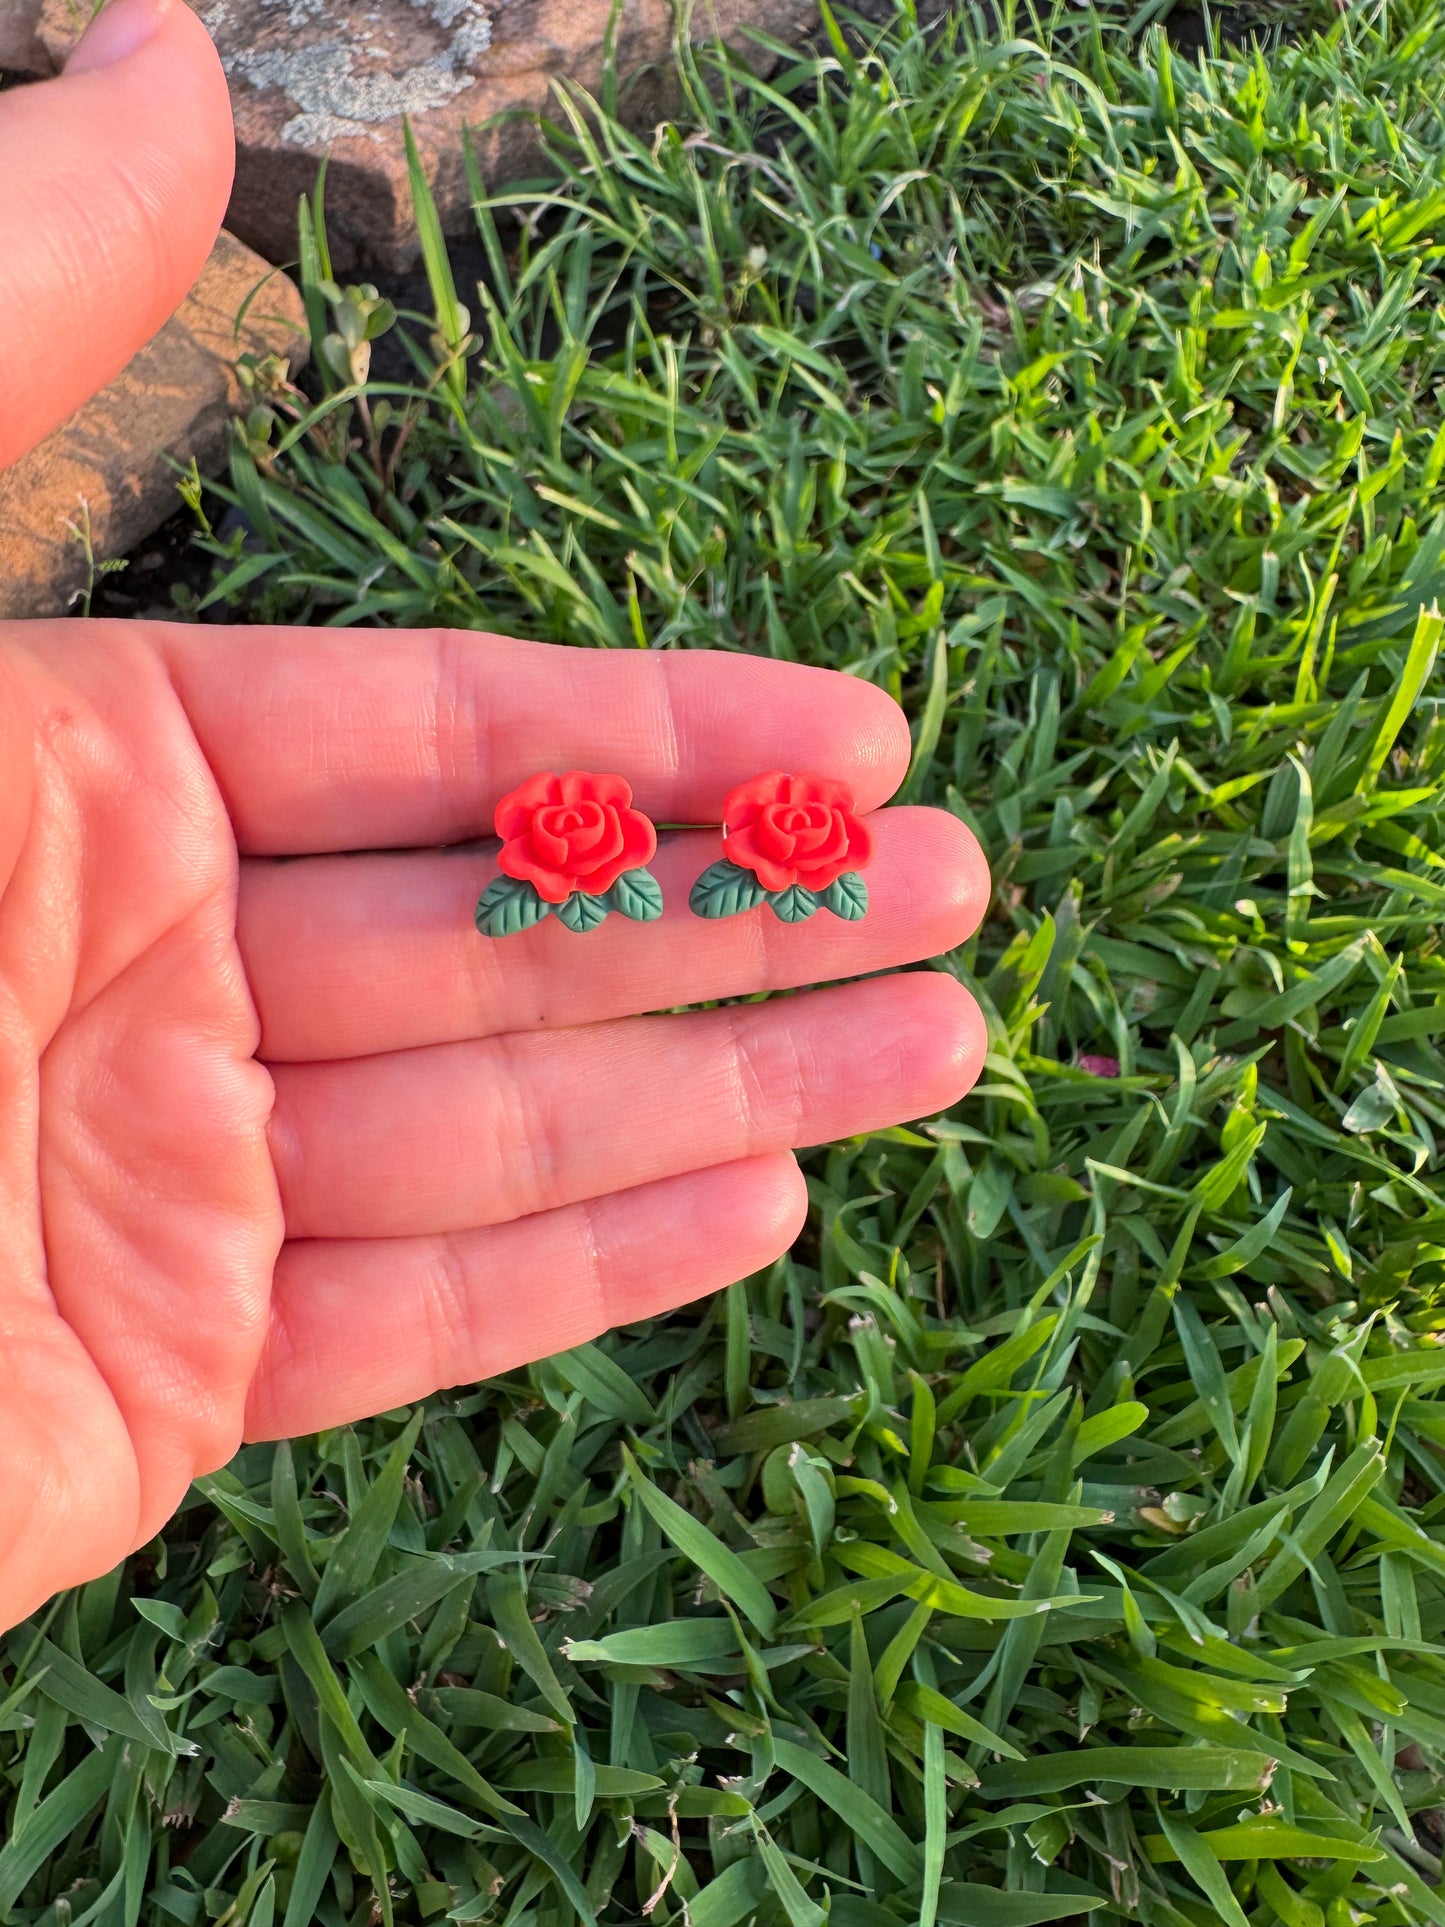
[200,0,495,147]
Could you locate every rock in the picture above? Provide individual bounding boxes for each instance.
[0,232,306,620]
[19,0,817,272]
[0,2,48,71]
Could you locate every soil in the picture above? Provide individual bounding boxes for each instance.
[82,505,226,622]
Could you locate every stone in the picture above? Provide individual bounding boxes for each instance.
[0,2,49,72]
[0,232,307,620]
[19,0,817,272]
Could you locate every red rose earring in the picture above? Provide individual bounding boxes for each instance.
[475,772,662,936]
[690,771,873,923]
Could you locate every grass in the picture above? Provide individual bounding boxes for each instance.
[9,0,1445,1919]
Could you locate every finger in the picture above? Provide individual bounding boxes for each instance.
[244,1153,807,1439]
[152,624,911,853]
[0,0,234,469]
[270,972,983,1238]
[242,807,987,1061]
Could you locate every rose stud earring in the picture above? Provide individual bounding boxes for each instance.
[475,772,663,936]
[689,771,873,923]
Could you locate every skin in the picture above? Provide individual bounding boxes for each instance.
[0,0,990,1633]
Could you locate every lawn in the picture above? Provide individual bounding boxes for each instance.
[8,0,1445,1921]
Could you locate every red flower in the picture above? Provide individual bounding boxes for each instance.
[495,771,656,903]
[1076,1053,1121,1078]
[721,771,873,893]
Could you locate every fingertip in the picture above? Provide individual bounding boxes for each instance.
[66,0,180,74]
[847,673,914,806]
[890,969,990,1112]
[601,1153,808,1326]
[0,0,234,466]
[898,805,991,953]
[751,1149,811,1254]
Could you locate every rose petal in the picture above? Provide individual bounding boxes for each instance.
[494,770,560,840]
[530,820,573,867]
[794,856,851,890]
[536,804,588,835]
[498,835,575,902]
[755,806,800,862]
[566,810,625,867]
[792,811,849,865]
[722,770,789,833]
[789,771,857,813]
[575,809,657,895]
[725,820,797,892]
[845,813,875,870]
[617,805,658,869]
[558,797,620,859]
[559,770,633,811]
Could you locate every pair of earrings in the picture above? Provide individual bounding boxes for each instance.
[474,769,874,938]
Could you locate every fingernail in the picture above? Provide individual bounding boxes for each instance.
[66,0,174,73]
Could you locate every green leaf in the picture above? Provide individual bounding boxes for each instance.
[403,114,468,398]
[847,1608,890,1836]
[1144,1820,1386,1863]
[936,1316,1059,1424]
[1253,1441,1385,1606]
[979,1747,1274,1796]
[623,1447,778,1636]
[1360,603,1442,783]
[820,872,869,919]
[783,1573,913,1629]
[1215,938,1367,1045]
[553,1339,657,1423]
[312,1410,425,1623]
[281,1800,339,1927]
[499,1812,599,1927]
[920,1721,947,1927]
[1172,1294,1240,1461]
[497,1760,664,1796]
[320,1549,513,1659]
[1071,1402,1148,1462]
[221,1799,315,1835]
[935,1891,1106,1925]
[553,890,610,933]
[1342,1063,1401,1134]
[6,1635,185,1756]
[688,1860,770,1927]
[562,1620,742,1668]
[356,1773,494,1839]
[766,884,821,922]
[904,626,952,802]
[1194,1188,1294,1279]
[772,1737,922,1882]
[715,1395,862,1455]
[0,1749,113,1916]
[750,1817,828,1927]
[485,1571,576,1727]
[351,1653,521,1817]
[836,1541,1087,1620]
[426,1687,564,1733]
[281,1605,382,1774]
[608,867,665,920]
[1154,1805,1251,1927]
[475,873,552,938]
[895,1680,1025,1759]
[932,1500,1111,1535]
[689,858,767,918]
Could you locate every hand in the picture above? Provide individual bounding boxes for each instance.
[0,0,989,1633]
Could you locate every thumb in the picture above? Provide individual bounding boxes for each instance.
[0,0,235,469]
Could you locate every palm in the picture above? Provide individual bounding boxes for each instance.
[2,626,279,1622]
[0,619,986,1631]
